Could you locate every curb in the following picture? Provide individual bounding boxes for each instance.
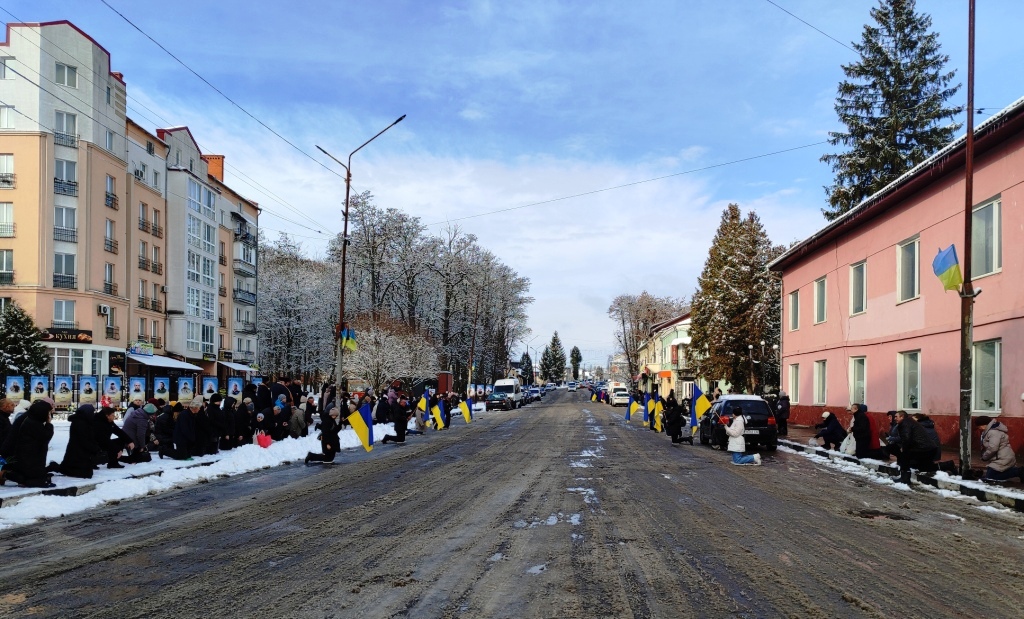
[779,439,1024,514]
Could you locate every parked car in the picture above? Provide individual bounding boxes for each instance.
[609,387,630,406]
[697,395,778,451]
[567,382,578,392]
[528,387,542,402]
[545,382,556,392]
[486,392,514,411]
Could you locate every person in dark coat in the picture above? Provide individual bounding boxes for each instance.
[305,407,341,464]
[205,394,226,453]
[93,407,135,468]
[301,396,315,437]
[234,398,253,444]
[219,396,238,450]
[151,403,175,453]
[193,398,215,456]
[254,409,274,436]
[0,398,14,452]
[663,392,688,445]
[3,400,57,487]
[814,411,847,451]
[849,403,885,460]
[912,413,943,462]
[381,390,407,445]
[166,399,200,460]
[122,402,156,463]
[289,379,304,411]
[271,399,290,441]
[59,404,101,479]
[894,410,938,483]
[775,391,790,436]
[254,381,273,412]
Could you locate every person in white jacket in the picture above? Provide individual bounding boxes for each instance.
[724,404,762,466]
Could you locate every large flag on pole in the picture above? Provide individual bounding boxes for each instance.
[340,327,358,351]
[932,245,963,292]
[431,400,446,430]
[348,402,374,451]
[625,395,633,421]
[458,400,472,424]
[642,393,651,422]
[691,385,712,436]
[417,394,428,413]
[653,399,664,432]
[629,398,641,422]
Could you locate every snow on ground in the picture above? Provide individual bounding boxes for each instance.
[0,401,490,530]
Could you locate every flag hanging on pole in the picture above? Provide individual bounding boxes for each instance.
[417,394,428,413]
[653,399,664,433]
[431,400,446,430]
[931,245,963,292]
[340,327,358,351]
[458,400,472,424]
[348,402,374,451]
[625,395,633,421]
[642,393,651,422]
[691,385,712,436]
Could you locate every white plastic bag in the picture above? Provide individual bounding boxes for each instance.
[840,434,856,455]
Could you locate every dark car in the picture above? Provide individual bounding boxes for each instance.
[486,392,513,411]
[697,395,778,451]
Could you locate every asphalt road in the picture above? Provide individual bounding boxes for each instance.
[1,390,1022,618]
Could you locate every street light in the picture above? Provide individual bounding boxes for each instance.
[317,114,406,388]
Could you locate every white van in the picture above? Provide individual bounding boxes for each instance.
[493,378,523,408]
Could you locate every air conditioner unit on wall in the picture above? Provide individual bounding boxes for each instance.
[98,304,110,316]
[160,285,167,293]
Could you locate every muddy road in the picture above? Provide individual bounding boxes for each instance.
[1,390,1023,618]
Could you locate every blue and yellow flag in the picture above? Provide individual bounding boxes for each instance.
[691,385,712,435]
[458,400,472,424]
[417,394,428,413]
[431,400,446,430]
[654,399,664,432]
[642,393,651,422]
[629,399,641,422]
[340,327,358,351]
[932,245,963,292]
[625,395,633,421]
[591,392,597,402]
[348,402,374,452]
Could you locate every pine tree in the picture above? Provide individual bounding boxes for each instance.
[570,346,582,380]
[687,205,783,392]
[821,0,961,221]
[520,351,534,385]
[0,301,52,377]
[539,332,567,382]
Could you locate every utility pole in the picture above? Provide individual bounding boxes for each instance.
[958,0,977,478]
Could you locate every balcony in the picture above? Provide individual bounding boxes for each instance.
[219,254,227,266]
[54,227,77,243]
[218,285,227,298]
[138,256,151,270]
[238,320,256,334]
[138,218,151,233]
[54,179,78,197]
[54,132,78,148]
[234,229,256,245]
[103,281,118,296]
[137,296,149,310]
[233,288,256,305]
[0,173,14,189]
[0,222,14,237]
[0,271,13,285]
[152,224,163,239]
[136,334,150,343]
[218,317,226,328]
[105,192,119,210]
[53,273,76,289]
[233,258,256,278]
[151,262,163,275]
[105,326,119,340]
[151,298,163,312]
[152,336,163,349]
[104,237,118,254]
[233,350,255,363]
[51,320,78,329]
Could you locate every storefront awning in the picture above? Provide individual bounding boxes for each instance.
[219,360,254,373]
[128,353,203,371]
[658,370,673,378]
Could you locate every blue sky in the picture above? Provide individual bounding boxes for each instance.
[4,0,1022,367]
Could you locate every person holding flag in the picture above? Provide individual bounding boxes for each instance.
[458,398,472,424]
[430,397,446,430]
[690,385,713,438]
[348,400,374,452]
[664,391,687,445]
[305,407,342,464]
[381,388,407,445]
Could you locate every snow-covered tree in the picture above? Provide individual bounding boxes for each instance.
[345,315,439,393]
[569,346,582,380]
[608,292,687,383]
[0,301,51,378]
[539,332,567,382]
[687,204,783,393]
[821,0,962,221]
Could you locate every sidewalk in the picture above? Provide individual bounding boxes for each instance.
[781,425,1024,513]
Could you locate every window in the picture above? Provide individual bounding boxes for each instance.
[105,219,114,240]
[187,215,202,249]
[54,252,75,275]
[53,299,75,324]
[106,175,115,194]
[55,206,76,229]
[201,257,215,286]
[788,364,799,404]
[52,348,84,374]
[849,357,866,405]
[897,351,920,410]
[104,263,114,283]
[106,86,111,105]
[972,199,1002,277]
[139,202,148,222]
[138,317,146,337]
[201,324,215,353]
[850,261,866,315]
[202,222,215,253]
[0,249,11,273]
[897,237,919,302]
[0,58,9,79]
[788,290,800,331]
[187,252,201,283]
[55,111,76,135]
[105,130,114,151]
[187,179,202,214]
[201,290,215,320]
[55,159,76,181]
[814,277,826,324]
[55,63,77,87]
[203,186,216,218]
[153,170,159,188]
[242,244,254,264]
[186,321,200,352]
[153,209,160,229]
[139,240,148,259]
[152,283,159,300]
[973,340,1001,412]
[0,202,11,237]
[91,350,104,375]
[139,279,147,299]
[0,106,12,129]
[186,287,200,317]
[813,360,827,405]
[152,246,160,265]
[152,320,159,341]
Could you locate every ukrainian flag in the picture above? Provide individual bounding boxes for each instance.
[431,400,446,430]
[348,402,374,452]
[629,399,641,422]
[459,400,472,424]
[591,392,597,402]
[340,327,358,351]
[932,245,963,292]
[654,399,664,432]
[691,385,712,435]
[643,393,651,422]
[418,394,428,413]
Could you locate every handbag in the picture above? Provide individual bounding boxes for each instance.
[256,431,273,448]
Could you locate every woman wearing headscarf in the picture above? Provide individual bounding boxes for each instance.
[59,404,101,478]
[2,400,57,487]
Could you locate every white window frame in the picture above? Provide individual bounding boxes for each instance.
[813,360,827,405]
[788,363,799,404]
[788,290,799,331]
[972,198,1002,278]
[896,236,920,303]
[55,63,77,88]
[54,252,76,275]
[0,248,12,272]
[55,110,76,134]
[55,159,76,182]
[105,130,115,152]
[186,321,200,352]
[54,205,76,229]
[0,58,10,80]
[897,350,921,410]
[53,299,75,323]
[850,261,866,315]
[849,356,866,406]
[0,106,12,129]
[972,339,1001,413]
[814,277,826,324]
[187,252,201,284]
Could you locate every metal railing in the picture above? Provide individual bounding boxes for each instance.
[0,222,14,237]
[233,350,255,363]
[233,289,257,305]
[52,273,76,289]
[138,218,151,233]
[218,285,227,297]
[152,336,163,349]
[218,317,226,328]
[151,298,163,312]
[54,227,77,242]
[103,281,117,296]
[238,321,256,334]
[234,229,256,245]
[51,320,78,329]
[104,237,118,254]
[151,262,163,275]
[105,192,118,209]
[137,296,149,309]
[105,326,119,339]
[233,258,256,277]
[138,256,151,270]
[54,132,78,148]
[152,224,163,238]
[0,173,14,189]
[136,334,150,343]
[219,254,228,266]
[54,179,78,196]
[0,271,13,285]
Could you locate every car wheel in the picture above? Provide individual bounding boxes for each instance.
[699,424,710,445]
[766,441,778,452]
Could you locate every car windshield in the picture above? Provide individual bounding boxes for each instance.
[719,400,773,417]
[488,393,504,400]
[493,385,514,394]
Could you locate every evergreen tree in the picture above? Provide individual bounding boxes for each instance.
[821,0,961,221]
[569,346,582,380]
[686,205,783,393]
[520,351,534,385]
[539,332,567,382]
[0,301,52,377]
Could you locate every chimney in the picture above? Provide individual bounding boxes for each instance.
[201,154,225,182]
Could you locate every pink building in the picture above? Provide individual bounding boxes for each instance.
[769,96,1024,452]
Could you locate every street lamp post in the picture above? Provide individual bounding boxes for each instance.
[317,114,405,389]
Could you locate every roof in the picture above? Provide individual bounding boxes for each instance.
[649,311,691,335]
[769,94,1024,273]
[1,21,125,85]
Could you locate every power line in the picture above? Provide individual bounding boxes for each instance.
[763,0,855,53]
[425,141,827,226]
[97,0,349,184]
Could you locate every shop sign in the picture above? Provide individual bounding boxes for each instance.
[40,328,93,343]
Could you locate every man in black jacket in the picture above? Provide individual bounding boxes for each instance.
[305,407,342,464]
[93,406,134,469]
[894,410,938,483]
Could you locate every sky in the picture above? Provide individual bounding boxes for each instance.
[3,0,1022,367]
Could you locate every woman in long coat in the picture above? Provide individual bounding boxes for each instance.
[3,400,56,487]
[59,404,100,478]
